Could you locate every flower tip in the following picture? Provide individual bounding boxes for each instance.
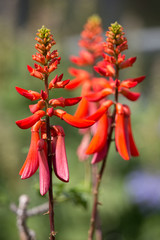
[27,65,33,73]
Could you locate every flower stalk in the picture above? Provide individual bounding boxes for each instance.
[15,26,95,239]
[68,19,145,239]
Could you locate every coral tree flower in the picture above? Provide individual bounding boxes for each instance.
[16,26,96,196]
[52,126,69,182]
[68,20,144,163]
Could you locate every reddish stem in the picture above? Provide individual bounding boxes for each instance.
[88,57,119,240]
[45,74,55,240]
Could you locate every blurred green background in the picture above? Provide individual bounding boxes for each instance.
[0,0,160,239]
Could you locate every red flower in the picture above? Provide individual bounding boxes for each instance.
[19,121,42,179]
[115,103,139,160]
[37,139,50,196]
[15,87,41,101]
[52,126,69,182]
[16,110,46,129]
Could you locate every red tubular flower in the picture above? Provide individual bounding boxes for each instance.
[16,110,46,129]
[49,97,81,108]
[27,65,44,80]
[119,57,136,69]
[19,121,42,179]
[53,109,95,128]
[86,100,113,121]
[52,126,69,182]
[32,52,45,65]
[86,113,108,154]
[74,97,89,118]
[120,80,138,89]
[123,105,139,157]
[120,87,140,101]
[74,82,91,118]
[37,139,50,196]
[15,87,41,101]
[115,103,130,160]
[48,74,70,89]
[48,60,58,73]
[29,100,46,113]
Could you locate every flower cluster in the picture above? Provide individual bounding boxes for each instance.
[66,15,113,162]
[16,26,95,195]
[68,21,145,163]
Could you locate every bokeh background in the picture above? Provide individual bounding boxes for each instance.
[0,0,160,239]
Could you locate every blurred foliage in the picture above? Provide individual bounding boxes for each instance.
[0,1,160,240]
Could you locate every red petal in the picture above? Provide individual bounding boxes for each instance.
[94,66,106,76]
[87,100,113,122]
[74,97,89,118]
[29,100,45,113]
[86,113,108,154]
[53,133,69,182]
[19,131,39,178]
[115,104,130,160]
[128,116,139,156]
[16,110,46,129]
[123,105,139,157]
[62,112,95,128]
[37,139,50,195]
[65,78,83,89]
[120,80,138,89]
[132,75,145,84]
[85,88,113,102]
[15,86,41,101]
[119,57,136,69]
[120,87,140,101]
[64,97,82,106]
[125,76,145,84]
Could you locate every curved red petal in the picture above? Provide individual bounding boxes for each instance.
[74,97,89,118]
[115,104,130,160]
[65,78,83,89]
[87,100,113,122]
[62,112,95,128]
[86,113,108,154]
[85,88,113,102]
[53,135,69,182]
[15,86,41,101]
[37,139,50,195]
[64,97,82,106]
[120,87,140,101]
[16,110,46,129]
[29,100,45,114]
[19,131,39,178]
[128,117,139,156]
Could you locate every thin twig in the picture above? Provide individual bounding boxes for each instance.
[10,195,49,240]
